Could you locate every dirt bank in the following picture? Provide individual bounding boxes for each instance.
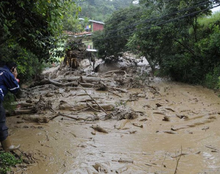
[5,63,220,174]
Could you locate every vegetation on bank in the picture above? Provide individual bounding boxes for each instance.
[93,0,220,89]
[0,1,79,170]
[0,0,134,85]
[0,0,81,83]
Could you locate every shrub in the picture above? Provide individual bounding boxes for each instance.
[204,65,220,89]
[0,152,22,174]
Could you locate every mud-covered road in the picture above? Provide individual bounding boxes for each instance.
[6,63,220,174]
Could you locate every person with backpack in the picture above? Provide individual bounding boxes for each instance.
[0,61,20,152]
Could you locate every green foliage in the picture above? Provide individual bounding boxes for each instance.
[89,0,220,88]
[0,152,22,174]
[77,0,135,22]
[3,93,16,114]
[128,22,175,73]
[0,0,81,85]
[161,54,204,83]
[127,0,220,85]
[205,66,220,89]
[198,12,220,28]
[62,2,82,32]
[93,5,142,59]
[92,31,107,58]
[49,38,67,63]
[160,17,220,85]
[0,43,44,84]
[0,0,80,63]
[201,24,220,88]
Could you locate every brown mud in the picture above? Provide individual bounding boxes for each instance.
[4,62,220,174]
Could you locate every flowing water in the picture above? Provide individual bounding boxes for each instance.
[7,79,220,174]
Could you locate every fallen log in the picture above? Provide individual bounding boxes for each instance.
[48,78,78,87]
[15,102,34,107]
[86,102,101,112]
[104,70,127,75]
[112,87,128,93]
[22,115,50,123]
[108,90,122,97]
[80,83,95,88]
[55,77,80,81]
[7,109,36,116]
[89,104,114,111]
[118,159,133,163]
[59,102,114,111]
[84,89,107,114]
[81,76,102,83]
[53,76,102,83]
[91,125,108,133]
[29,79,51,87]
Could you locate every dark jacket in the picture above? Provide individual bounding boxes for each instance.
[0,66,20,101]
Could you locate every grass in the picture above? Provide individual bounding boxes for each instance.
[0,151,22,174]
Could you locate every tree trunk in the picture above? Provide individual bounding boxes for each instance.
[145,55,155,75]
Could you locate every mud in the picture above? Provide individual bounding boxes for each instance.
[4,63,220,174]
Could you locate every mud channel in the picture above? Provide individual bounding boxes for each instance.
[5,60,220,174]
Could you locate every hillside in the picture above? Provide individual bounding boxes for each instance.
[77,0,137,21]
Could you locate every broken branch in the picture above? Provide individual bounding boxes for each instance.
[83,89,107,114]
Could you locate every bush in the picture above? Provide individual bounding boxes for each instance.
[3,93,16,115]
[203,65,220,89]
[0,43,44,84]
[0,152,22,174]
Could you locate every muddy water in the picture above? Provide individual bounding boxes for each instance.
[7,80,220,174]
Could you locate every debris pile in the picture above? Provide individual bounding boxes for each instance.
[63,39,87,69]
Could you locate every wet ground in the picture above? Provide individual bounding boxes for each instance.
[5,67,220,174]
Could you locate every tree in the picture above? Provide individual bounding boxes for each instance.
[128,0,219,80]
[77,0,138,21]
[93,5,142,59]
[0,0,80,62]
[92,31,108,58]
[0,0,80,82]
[62,3,82,32]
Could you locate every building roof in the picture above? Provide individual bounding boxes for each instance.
[86,48,98,52]
[63,31,92,37]
[74,31,92,37]
[79,18,105,25]
[89,20,105,25]
[63,30,75,35]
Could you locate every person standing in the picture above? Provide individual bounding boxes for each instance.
[0,61,20,152]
